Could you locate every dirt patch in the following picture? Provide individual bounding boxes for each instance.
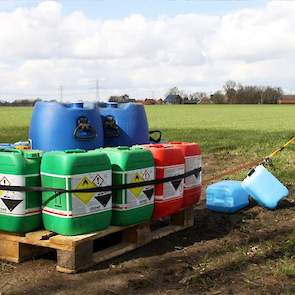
[0,153,294,295]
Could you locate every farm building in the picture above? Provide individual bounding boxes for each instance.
[164,94,183,104]
[278,95,295,104]
[109,94,135,103]
[199,96,211,104]
[144,98,157,105]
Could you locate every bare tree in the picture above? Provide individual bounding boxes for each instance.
[210,91,226,104]
[223,80,237,103]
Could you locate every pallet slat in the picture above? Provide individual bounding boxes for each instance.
[0,207,194,273]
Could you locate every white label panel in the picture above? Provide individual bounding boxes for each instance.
[185,155,202,189]
[71,170,112,217]
[157,164,184,200]
[0,174,26,215]
[114,167,155,210]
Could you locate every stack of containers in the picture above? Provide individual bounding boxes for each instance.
[103,146,155,226]
[143,144,184,219]
[41,149,112,235]
[169,142,202,207]
[0,149,42,233]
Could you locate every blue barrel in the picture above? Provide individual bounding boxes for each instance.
[29,101,104,151]
[99,103,150,147]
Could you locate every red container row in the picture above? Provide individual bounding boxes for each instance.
[142,142,202,220]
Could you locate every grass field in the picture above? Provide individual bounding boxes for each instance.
[0,104,294,294]
[2,104,294,181]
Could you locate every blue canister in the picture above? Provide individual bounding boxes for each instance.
[206,180,249,213]
[29,101,104,151]
[242,165,288,209]
[99,103,150,147]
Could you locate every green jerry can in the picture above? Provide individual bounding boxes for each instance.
[0,149,42,233]
[104,147,155,226]
[41,150,112,235]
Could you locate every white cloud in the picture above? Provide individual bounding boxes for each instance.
[0,0,294,100]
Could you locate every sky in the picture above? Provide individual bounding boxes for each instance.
[0,0,293,101]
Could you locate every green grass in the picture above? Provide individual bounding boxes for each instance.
[277,258,295,278]
[1,104,295,182]
[0,107,32,143]
[146,104,295,151]
[146,104,295,182]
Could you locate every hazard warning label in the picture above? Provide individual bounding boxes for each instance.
[116,167,155,210]
[74,176,97,205]
[185,155,202,188]
[0,174,26,215]
[71,170,112,216]
[159,164,184,200]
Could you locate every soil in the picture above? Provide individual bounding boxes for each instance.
[0,153,294,295]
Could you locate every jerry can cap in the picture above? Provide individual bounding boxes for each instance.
[106,102,118,108]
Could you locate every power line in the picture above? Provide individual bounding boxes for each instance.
[59,85,63,100]
[96,79,99,101]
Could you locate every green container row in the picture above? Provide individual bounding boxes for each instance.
[0,147,155,235]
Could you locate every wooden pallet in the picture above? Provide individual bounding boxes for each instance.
[0,207,194,273]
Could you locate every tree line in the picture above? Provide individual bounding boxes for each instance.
[0,99,41,106]
[211,81,283,104]
[165,81,283,104]
[0,81,284,106]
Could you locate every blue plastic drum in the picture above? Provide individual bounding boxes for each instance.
[29,101,104,151]
[99,103,150,147]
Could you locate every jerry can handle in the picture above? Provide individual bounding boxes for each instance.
[247,168,256,177]
[74,116,97,141]
[149,130,162,143]
[103,115,120,138]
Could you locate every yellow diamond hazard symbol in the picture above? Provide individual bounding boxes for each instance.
[74,176,97,205]
[130,173,144,198]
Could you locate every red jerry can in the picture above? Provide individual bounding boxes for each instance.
[142,144,184,219]
[170,142,202,208]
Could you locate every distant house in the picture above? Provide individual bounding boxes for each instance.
[183,97,198,104]
[109,94,135,103]
[144,98,157,105]
[164,94,183,104]
[278,95,295,104]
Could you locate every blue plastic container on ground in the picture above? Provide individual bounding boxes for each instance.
[99,102,150,147]
[29,101,104,151]
[241,165,288,209]
[206,180,249,213]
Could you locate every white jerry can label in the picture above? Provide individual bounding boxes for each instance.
[126,167,155,209]
[0,174,40,216]
[113,167,155,210]
[185,155,202,189]
[157,164,184,201]
[71,170,112,217]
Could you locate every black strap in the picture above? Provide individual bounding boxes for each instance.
[0,167,201,196]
